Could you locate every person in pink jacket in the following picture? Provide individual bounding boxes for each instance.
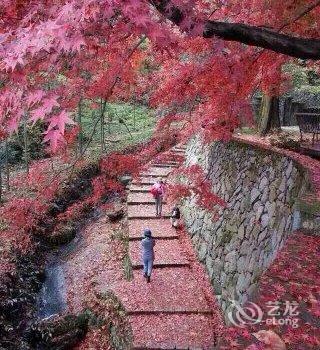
[151,178,165,217]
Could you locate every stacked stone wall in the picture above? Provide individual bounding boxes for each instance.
[181,138,310,313]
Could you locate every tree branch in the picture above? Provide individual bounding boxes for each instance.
[150,0,320,60]
[203,21,320,59]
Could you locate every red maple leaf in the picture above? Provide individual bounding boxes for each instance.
[47,110,75,135]
[43,128,65,152]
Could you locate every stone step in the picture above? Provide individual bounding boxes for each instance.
[128,219,178,240]
[151,163,179,168]
[128,192,167,205]
[128,214,171,220]
[130,314,218,350]
[154,155,184,164]
[129,185,151,193]
[141,167,172,177]
[132,177,158,185]
[140,173,169,178]
[176,143,187,148]
[132,262,189,269]
[131,181,155,187]
[129,235,178,242]
[152,160,180,165]
[128,204,170,219]
[171,148,186,153]
[114,268,211,314]
[129,239,189,267]
[155,154,183,162]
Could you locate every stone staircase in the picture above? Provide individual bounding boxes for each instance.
[113,145,220,349]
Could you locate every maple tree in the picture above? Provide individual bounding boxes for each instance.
[0,0,319,262]
[0,0,320,152]
[0,1,319,248]
[1,3,320,349]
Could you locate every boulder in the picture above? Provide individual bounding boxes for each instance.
[118,175,132,186]
[106,208,124,222]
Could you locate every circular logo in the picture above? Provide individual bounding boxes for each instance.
[227,300,264,327]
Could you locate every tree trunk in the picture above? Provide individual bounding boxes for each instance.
[23,116,29,174]
[282,97,293,126]
[259,95,280,136]
[100,99,106,154]
[0,160,2,203]
[107,109,111,134]
[78,99,83,156]
[133,102,136,131]
[5,138,10,190]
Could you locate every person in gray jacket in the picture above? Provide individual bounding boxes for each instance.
[141,228,155,283]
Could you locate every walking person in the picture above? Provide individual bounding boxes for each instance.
[170,204,181,229]
[141,228,155,283]
[150,178,165,217]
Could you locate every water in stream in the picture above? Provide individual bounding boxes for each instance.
[37,263,67,319]
[37,208,102,319]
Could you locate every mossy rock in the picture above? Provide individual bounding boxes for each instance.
[27,313,90,350]
[48,223,77,246]
[220,230,233,245]
[107,209,124,222]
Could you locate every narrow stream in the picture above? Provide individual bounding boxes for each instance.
[37,208,102,320]
[37,263,67,319]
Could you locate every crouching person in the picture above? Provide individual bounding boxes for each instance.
[141,228,155,283]
[170,205,181,229]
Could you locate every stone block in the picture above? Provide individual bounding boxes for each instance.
[250,187,260,204]
[258,228,268,244]
[247,283,258,299]
[238,224,245,241]
[269,184,277,202]
[205,255,214,279]
[260,213,270,228]
[285,160,293,178]
[198,241,207,262]
[277,217,286,237]
[255,204,264,221]
[279,177,287,193]
[261,187,269,202]
[259,176,268,191]
[236,273,249,293]
[237,256,247,273]
[220,271,227,286]
[240,239,251,255]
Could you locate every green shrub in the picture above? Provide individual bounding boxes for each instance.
[0,121,47,165]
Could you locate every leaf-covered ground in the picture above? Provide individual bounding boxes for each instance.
[63,144,319,349]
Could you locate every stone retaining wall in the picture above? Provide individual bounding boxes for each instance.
[181,138,310,314]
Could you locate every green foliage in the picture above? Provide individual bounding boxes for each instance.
[269,133,301,152]
[284,63,320,89]
[0,121,47,165]
[295,84,320,94]
[79,101,155,156]
[237,127,258,135]
[284,63,309,89]
[111,228,133,281]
